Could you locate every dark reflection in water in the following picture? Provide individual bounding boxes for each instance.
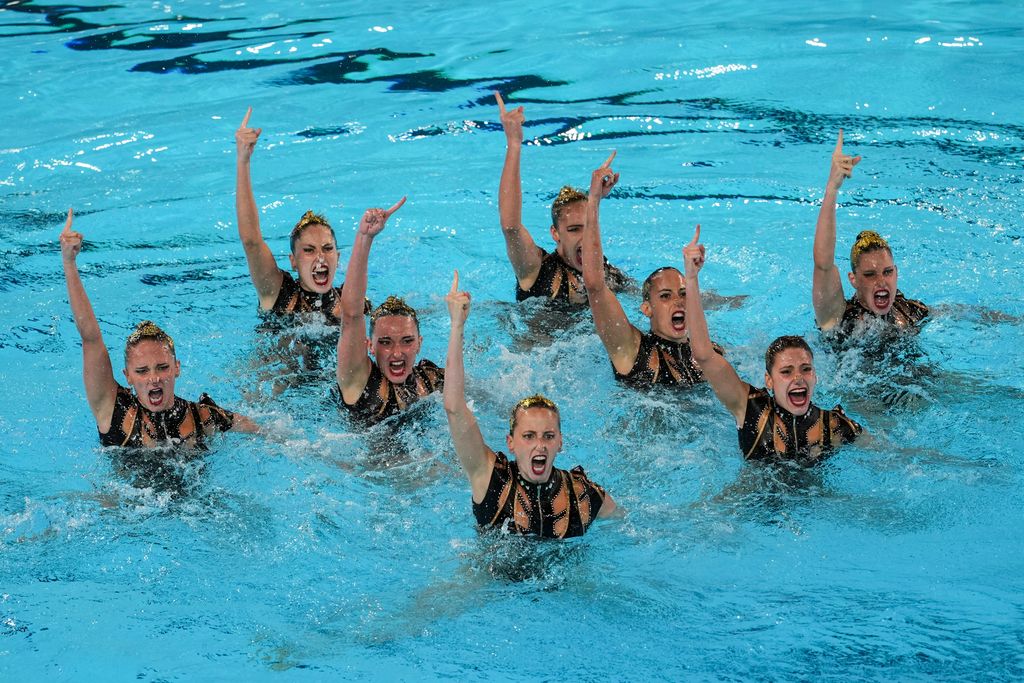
[492,299,592,353]
[0,1,124,35]
[107,445,207,499]
[243,320,338,403]
[472,527,591,584]
[135,46,430,77]
[355,528,594,647]
[67,19,328,53]
[706,459,835,529]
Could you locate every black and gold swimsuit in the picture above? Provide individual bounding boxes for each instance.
[738,387,862,465]
[836,291,928,339]
[615,332,722,389]
[267,269,371,325]
[516,248,630,305]
[269,269,344,325]
[99,385,235,449]
[340,359,444,424]
[473,451,607,539]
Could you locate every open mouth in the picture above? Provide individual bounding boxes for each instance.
[385,359,408,380]
[872,289,891,311]
[787,386,809,409]
[530,453,548,477]
[147,387,165,408]
[671,311,686,332]
[311,263,330,287]
[574,246,583,267]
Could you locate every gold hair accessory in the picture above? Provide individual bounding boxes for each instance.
[125,320,175,356]
[850,230,890,270]
[550,186,587,225]
[370,296,418,326]
[291,210,331,238]
[509,393,559,434]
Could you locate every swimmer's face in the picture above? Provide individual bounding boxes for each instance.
[549,200,587,271]
[369,315,422,384]
[765,348,816,416]
[506,407,562,484]
[123,339,181,413]
[849,249,897,317]
[640,268,688,342]
[288,224,339,295]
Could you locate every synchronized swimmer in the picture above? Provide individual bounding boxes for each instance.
[335,199,445,424]
[59,110,933,536]
[813,130,928,340]
[61,209,260,449]
[496,93,630,306]
[582,153,723,390]
[236,107,357,325]
[444,271,616,538]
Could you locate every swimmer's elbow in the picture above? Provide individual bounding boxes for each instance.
[598,493,622,519]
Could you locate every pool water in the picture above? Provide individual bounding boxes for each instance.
[2,0,1023,680]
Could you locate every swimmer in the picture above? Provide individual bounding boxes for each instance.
[683,226,863,465]
[443,271,616,538]
[812,130,928,338]
[60,210,260,448]
[581,154,723,389]
[336,199,444,424]
[494,92,631,305]
[236,107,358,324]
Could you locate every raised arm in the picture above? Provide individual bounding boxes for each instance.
[235,107,284,310]
[336,197,406,404]
[581,152,641,374]
[443,271,495,503]
[683,225,750,425]
[494,92,543,288]
[813,129,862,330]
[60,209,117,432]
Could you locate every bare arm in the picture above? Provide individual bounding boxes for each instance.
[235,107,283,311]
[228,413,262,434]
[813,129,861,330]
[443,271,495,503]
[581,153,641,375]
[494,92,543,288]
[597,492,619,518]
[683,225,750,425]
[336,198,406,404]
[60,209,118,433]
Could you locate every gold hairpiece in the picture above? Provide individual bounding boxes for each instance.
[550,185,587,225]
[509,393,559,434]
[291,210,331,240]
[850,230,890,270]
[125,320,175,356]
[370,295,418,326]
[553,186,586,207]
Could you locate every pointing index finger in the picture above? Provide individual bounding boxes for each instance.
[494,91,506,114]
[62,208,74,233]
[241,107,252,128]
[385,196,407,217]
[834,128,844,154]
[451,270,459,294]
[688,224,701,246]
[601,150,617,168]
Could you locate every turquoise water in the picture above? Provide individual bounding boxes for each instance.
[2,0,1023,679]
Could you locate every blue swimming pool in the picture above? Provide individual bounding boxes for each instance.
[2,0,1022,679]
